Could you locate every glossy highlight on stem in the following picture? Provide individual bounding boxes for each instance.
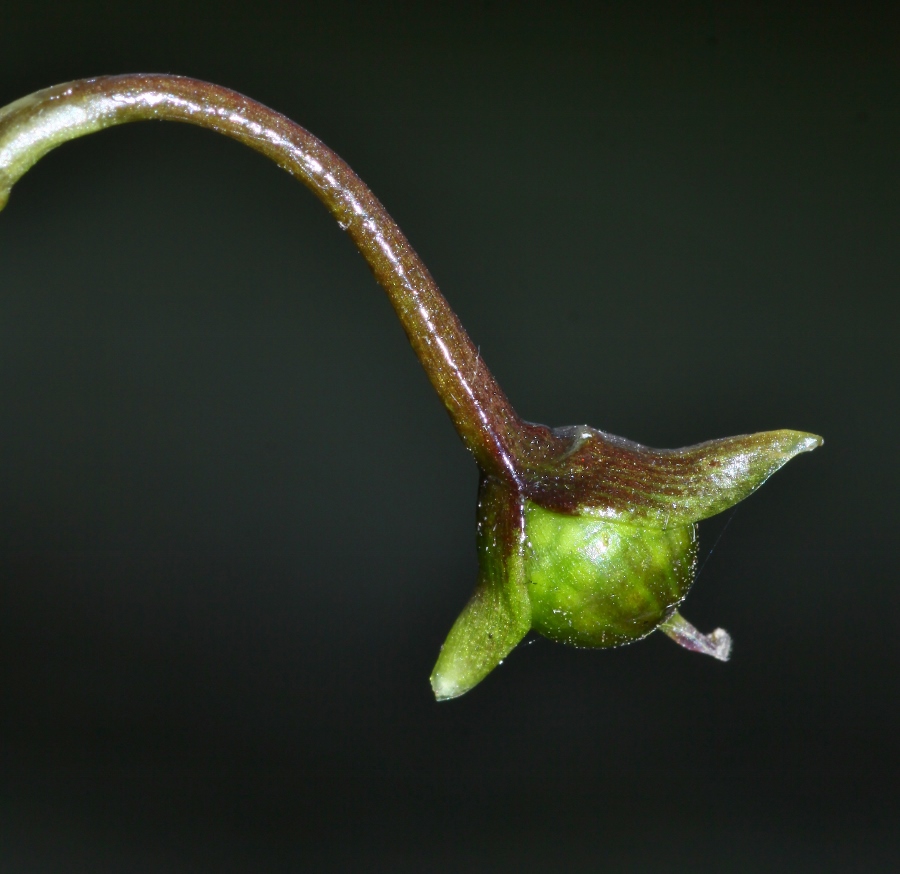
[0,75,823,701]
[0,74,522,474]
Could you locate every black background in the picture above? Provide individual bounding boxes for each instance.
[1,2,897,871]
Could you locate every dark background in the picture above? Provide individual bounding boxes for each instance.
[0,2,896,871]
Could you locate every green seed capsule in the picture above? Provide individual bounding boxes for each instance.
[525,502,698,648]
[431,429,821,700]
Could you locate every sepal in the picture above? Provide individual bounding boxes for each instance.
[430,477,531,700]
[528,427,822,526]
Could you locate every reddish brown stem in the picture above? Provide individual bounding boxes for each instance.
[0,74,528,478]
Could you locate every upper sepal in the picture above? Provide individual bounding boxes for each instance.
[525,427,822,526]
[654,429,823,523]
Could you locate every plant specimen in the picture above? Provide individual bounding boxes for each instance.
[0,75,822,700]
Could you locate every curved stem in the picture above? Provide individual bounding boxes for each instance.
[0,74,524,478]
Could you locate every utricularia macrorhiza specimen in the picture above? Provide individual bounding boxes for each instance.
[0,76,822,700]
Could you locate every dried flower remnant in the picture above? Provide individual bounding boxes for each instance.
[0,75,822,701]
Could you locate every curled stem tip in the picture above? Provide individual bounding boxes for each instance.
[660,611,732,662]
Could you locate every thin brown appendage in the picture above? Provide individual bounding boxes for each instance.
[0,74,560,487]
